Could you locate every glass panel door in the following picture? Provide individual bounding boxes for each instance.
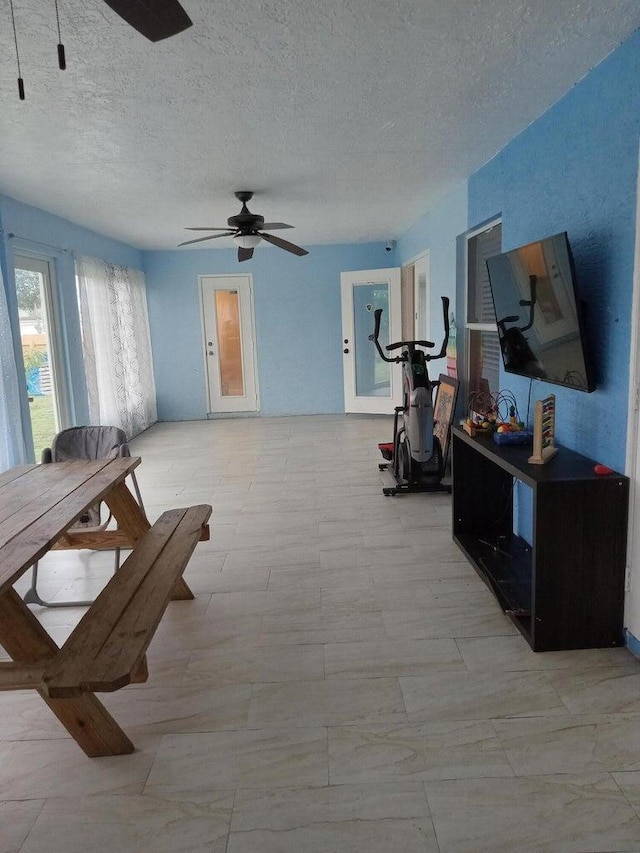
[353,282,391,397]
[341,268,402,414]
[15,255,66,461]
[200,274,258,413]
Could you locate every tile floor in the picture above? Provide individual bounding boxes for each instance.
[3,414,640,852]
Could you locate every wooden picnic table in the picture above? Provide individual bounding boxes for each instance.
[0,457,210,757]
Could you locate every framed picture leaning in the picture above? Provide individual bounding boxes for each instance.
[433,374,460,467]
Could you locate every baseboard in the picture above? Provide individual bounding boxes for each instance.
[624,627,640,659]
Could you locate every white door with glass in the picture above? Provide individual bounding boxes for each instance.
[340,268,402,414]
[15,254,68,460]
[200,275,258,413]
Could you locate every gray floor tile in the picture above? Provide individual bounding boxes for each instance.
[494,713,640,775]
[248,677,407,727]
[400,669,567,722]
[426,773,640,852]
[329,720,513,783]
[228,783,438,853]
[4,415,640,853]
[19,795,233,853]
[144,728,329,796]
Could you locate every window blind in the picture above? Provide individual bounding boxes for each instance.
[466,223,502,394]
[467,224,502,325]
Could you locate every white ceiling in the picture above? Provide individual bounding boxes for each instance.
[0,1,639,251]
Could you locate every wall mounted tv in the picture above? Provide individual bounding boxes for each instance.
[485,232,595,392]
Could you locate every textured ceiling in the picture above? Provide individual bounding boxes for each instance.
[0,1,639,250]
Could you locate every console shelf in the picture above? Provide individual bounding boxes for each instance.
[451,426,629,651]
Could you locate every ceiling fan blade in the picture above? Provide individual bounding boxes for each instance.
[178,233,233,246]
[260,222,294,231]
[260,232,309,256]
[238,247,254,262]
[185,227,236,232]
[102,0,192,42]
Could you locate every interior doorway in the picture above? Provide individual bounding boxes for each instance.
[401,252,430,340]
[14,254,67,460]
[200,274,259,414]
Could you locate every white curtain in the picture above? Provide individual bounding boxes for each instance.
[0,266,27,470]
[76,255,157,439]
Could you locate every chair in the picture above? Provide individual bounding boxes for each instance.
[23,425,146,608]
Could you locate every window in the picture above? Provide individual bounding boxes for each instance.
[76,255,157,438]
[465,222,502,406]
[15,255,68,460]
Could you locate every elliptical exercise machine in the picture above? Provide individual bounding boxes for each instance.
[369,296,450,496]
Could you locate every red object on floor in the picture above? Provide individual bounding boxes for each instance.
[378,442,394,461]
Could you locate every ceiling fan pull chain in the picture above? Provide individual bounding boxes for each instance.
[54,0,66,69]
[9,0,25,100]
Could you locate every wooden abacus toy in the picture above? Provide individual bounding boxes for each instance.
[528,394,558,464]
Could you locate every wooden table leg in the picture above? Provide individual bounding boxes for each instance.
[171,577,195,600]
[171,523,209,600]
[106,483,195,600]
[104,481,151,543]
[130,655,148,684]
[0,588,134,757]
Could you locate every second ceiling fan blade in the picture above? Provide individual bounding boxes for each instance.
[260,232,309,256]
[184,227,236,232]
[238,247,254,262]
[260,223,294,231]
[178,232,234,246]
[102,0,192,42]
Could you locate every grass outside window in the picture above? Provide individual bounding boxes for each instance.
[29,394,56,461]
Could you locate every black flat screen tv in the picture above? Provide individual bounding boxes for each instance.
[485,232,595,392]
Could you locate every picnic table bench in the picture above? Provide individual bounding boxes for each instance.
[0,457,211,756]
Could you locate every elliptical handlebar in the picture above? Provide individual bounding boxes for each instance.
[426,296,450,361]
[388,338,434,351]
[369,309,401,363]
[369,296,451,363]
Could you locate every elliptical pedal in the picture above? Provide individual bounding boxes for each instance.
[377,442,394,462]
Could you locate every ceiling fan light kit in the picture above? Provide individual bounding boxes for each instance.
[233,234,262,249]
[179,192,309,262]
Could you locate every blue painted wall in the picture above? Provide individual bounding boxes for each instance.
[468,29,640,473]
[142,242,392,419]
[0,194,142,458]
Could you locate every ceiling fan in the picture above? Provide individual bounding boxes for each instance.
[179,192,310,262]
[102,0,193,42]
[6,0,192,101]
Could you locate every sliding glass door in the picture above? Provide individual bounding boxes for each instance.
[14,255,68,460]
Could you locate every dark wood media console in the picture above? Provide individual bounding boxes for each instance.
[451,426,629,651]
